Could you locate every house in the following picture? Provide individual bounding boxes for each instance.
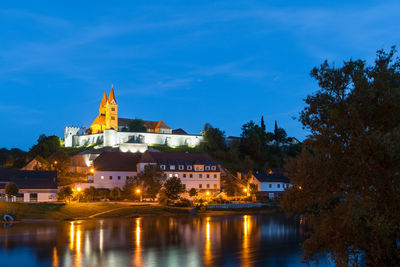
[77,151,221,192]
[139,152,221,192]
[0,169,57,202]
[69,151,101,173]
[248,170,291,199]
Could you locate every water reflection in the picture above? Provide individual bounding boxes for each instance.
[0,214,329,267]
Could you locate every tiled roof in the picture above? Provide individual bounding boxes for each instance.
[94,152,142,171]
[253,172,290,183]
[0,169,57,190]
[172,128,187,135]
[144,120,171,130]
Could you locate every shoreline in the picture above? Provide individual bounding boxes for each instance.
[0,202,282,223]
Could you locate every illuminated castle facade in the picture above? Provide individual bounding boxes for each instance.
[64,86,202,150]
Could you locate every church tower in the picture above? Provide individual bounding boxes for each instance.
[105,86,118,130]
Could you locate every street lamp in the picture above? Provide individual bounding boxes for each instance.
[206,191,210,196]
[90,168,94,173]
[136,188,142,202]
[77,187,82,192]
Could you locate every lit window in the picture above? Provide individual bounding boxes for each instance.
[174,174,178,178]
[101,176,104,180]
[169,174,173,178]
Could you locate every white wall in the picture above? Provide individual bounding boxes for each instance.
[165,171,220,191]
[93,171,137,189]
[20,191,57,202]
[66,130,203,148]
[259,182,289,192]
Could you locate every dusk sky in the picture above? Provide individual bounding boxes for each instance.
[1,1,399,150]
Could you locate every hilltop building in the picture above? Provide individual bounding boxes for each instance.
[64,87,202,149]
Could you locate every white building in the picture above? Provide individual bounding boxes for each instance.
[248,170,291,199]
[77,151,221,192]
[0,169,57,202]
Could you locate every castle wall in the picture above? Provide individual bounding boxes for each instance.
[65,130,203,147]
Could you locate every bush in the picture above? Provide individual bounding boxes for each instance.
[110,187,122,200]
[175,198,192,207]
[57,186,73,202]
[189,188,197,197]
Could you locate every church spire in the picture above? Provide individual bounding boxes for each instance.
[108,86,116,104]
[100,91,107,107]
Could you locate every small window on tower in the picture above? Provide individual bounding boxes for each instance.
[111,108,115,111]
[111,116,115,120]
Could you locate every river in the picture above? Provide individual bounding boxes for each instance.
[0,213,332,266]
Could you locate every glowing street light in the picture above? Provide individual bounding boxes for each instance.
[206,191,210,196]
[90,168,94,173]
[136,188,142,202]
[243,188,247,193]
[77,187,82,192]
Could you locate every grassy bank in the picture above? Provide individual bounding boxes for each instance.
[0,202,280,221]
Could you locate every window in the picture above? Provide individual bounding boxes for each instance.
[160,165,166,170]
[199,174,203,178]
[211,166,216,171]
[187,165,192,170]
[111,116,115,120]
[170,165,175,170]
[111,108,115,111]
[199,184,202,188]
[277,184,280,188]
[109,176,113,180]
[101,176,104,180]
[183,184,186,190]
[174,174,178,178]
[269,184,272,188]
[213,184,217,189]
[207,174,210,178]
[190,174,193,178]
[214,174,217,178]
[207,184,210,188]
[118,176,121,180]
[183,174,186,178]
[205,166,210,171]
[194,165,204,171]
[179,165,184,170]
[169,174,173,178]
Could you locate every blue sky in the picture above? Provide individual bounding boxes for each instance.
[1,1,399,150]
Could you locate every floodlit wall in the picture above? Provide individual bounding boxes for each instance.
[165,171,220,191]
[65,129,203,148]
[92,171,137,190]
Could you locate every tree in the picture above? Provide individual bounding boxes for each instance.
[110,187,122,200]
[261,116,266,132]
[128,119,147,132]
[130,165,166,200]
[202,123,227,152]
[57,186,73,202]
[281,48,400,266]
[5,182,19,199]
[84,186,96,201]
[162,177,184,200]
[189,188,197,197]
[48,150,71,177]
[29,135,61,158]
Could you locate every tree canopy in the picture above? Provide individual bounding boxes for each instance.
[128,119,147,132]
[281,48,400,266]
[126,165,166,200]
[5,182,19,197]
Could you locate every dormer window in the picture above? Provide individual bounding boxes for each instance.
[211,166,216,171]
[205,166,210,171]
[187,165,192,170]
[178,165,184,170]
[170,165,175,170]
[194,165,204,171]
[160,165,166,170]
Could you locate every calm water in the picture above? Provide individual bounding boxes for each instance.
[0,214,331,267]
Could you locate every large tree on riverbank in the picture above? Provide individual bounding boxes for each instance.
[281,48,400,266]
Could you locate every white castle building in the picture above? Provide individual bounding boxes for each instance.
[64,87,203,151]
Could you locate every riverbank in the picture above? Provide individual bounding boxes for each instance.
[0,202,281,221]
